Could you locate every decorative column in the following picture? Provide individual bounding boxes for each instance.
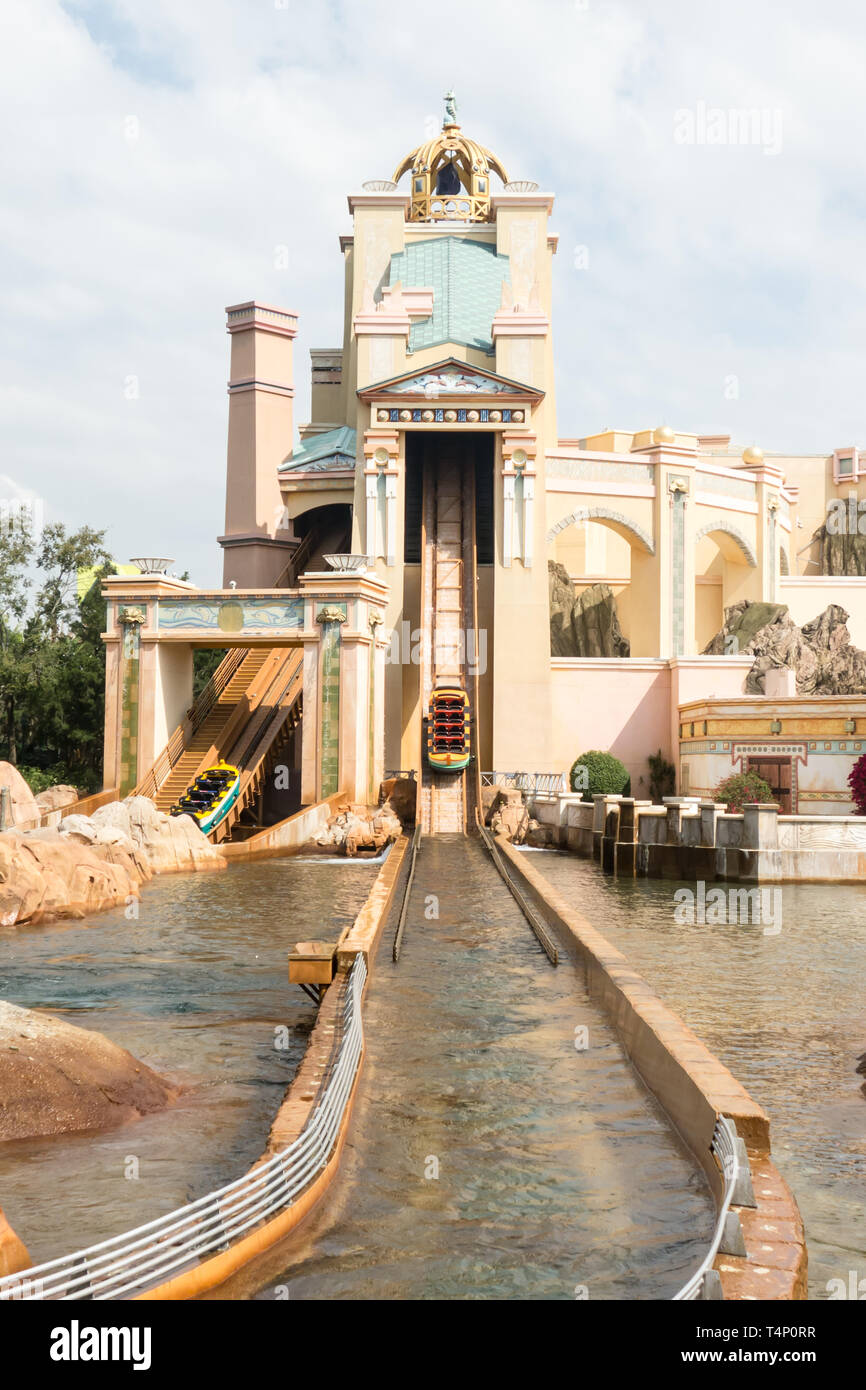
[368,611,385,804]
[766,497,779,604]
[117,605,146,796]
[298,572,390,805]
[667,477,689,658]
[316,605,347,798]
[501,433,537,567]
[363,430,399,565]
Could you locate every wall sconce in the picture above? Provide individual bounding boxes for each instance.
[770,719,782,734]
[845,718,856,734]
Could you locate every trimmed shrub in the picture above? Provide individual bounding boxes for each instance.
[848,753,866,815]
[570,750,631,802]
[713,769,773,813]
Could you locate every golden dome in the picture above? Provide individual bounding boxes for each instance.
[742,445,764,465]
[393,92,508,223]
[652,425,676,445]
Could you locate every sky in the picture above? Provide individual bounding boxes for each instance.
[2,0,866,585]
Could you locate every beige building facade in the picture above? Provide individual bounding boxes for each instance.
[104,98,866,814]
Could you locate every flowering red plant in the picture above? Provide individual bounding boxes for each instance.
[848,753,866,815]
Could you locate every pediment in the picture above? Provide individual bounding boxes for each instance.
[358,357,543,403]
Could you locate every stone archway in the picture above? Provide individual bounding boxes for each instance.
[694,519,757,568]
[546,505,655,554]
[694,519,758,652]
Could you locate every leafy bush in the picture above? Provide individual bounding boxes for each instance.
[647,748,675,803]
[570,750,631,802]
[713,769,773,812]
[848,753,866,815]
[17,765,87,797]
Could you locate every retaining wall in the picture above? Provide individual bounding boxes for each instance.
[534,793,866,882]
[498,837,807,1300]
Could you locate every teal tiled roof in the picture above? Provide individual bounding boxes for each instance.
[389,237,510,355]
[280,425,357,473]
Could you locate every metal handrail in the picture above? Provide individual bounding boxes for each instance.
[0,955,367,1301]
[672,1116,741,1301]
[481,771,566,798]
[132,649,248,800]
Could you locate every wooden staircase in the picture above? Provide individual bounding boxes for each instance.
[136,649,269,812]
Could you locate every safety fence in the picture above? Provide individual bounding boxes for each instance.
[0,955,367,1302]
[673,1115,754,1300]
[481,771,566,799]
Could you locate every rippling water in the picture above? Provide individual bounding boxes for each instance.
[250,837,714,1301]
[529,851,866,1300]
[0,860,376,1263]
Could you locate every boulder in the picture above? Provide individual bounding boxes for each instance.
[316,801,402,856]
[62,796,224,875]
[0,1206,30,1278]
[34,784,79,828]
[0,764,40,830]
[0,829,141,927]
[378,777,417,826]
[0,1000,176,1142]
[704,600,866,695]
[549,562,630,657]
[489,788,534,844]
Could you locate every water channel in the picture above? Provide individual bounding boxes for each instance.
[528,850,866,1300]
[0,859,376,1264]
[250,837,715,1300]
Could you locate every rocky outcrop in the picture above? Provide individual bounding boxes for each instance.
[34,784,79,826]
[489,788,537,845]
[0,829,145,927]
[0,763,40,829]
[315,801,402,857]
[813,521,866,576]
[378,777,416,826]
[0,1000,176,1142]
[0,796,223,928]
[704,600,866,694]
[62,796,224,875]
[549,562,630,657]
[0,1206,29,1278]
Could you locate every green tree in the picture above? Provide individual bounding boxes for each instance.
[0,523,111,791]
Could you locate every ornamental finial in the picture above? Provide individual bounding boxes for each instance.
[443,89,458,127]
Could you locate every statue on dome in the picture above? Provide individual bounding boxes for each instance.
[443,89,458,126]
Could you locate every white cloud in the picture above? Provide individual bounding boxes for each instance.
[2,0,866,582]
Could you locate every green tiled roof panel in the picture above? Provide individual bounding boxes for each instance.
[389,237,510,355]
[280,425,357,472]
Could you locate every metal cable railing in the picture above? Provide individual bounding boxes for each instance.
[0,954,367,1302]
[673,1116,742,1301]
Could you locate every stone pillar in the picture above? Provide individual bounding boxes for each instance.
[219,301,298,588]
[742,802,780,850]
[102,575,198,797]
[664,799,683,845]
[602,804,620,874]
[615,798,652,876]
[699,799,721,847]
[299,573,389,806]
